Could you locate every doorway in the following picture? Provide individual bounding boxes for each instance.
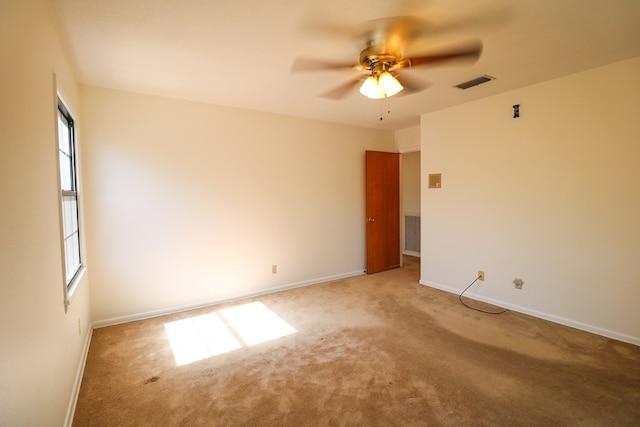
[401,151,421,258]
[365,150,420,274]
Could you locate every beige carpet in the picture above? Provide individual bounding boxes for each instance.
[73,256,640,426]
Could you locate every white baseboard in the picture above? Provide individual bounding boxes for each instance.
[64,326,93,427]
[93,270,366,329]
[420,280,640,347]
[403,250,420,257]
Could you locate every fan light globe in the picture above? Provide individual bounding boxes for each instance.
[378,71,403,97]
[359,75,380,99]
[359,72,404,99]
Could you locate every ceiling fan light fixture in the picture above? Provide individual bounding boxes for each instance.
[359,71,404,99]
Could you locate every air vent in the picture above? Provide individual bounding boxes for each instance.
[455,75,495,90]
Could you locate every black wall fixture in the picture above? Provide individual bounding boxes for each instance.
[513,104,520,118]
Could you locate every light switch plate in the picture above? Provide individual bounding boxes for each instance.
[428,173,442,189]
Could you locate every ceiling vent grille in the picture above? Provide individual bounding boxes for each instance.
[455,75,495,90]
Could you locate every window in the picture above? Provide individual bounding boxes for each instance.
[57,98,83,308]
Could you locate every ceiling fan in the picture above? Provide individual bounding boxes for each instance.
[291,16,483,100]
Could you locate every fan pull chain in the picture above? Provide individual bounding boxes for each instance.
[378,98,394,121]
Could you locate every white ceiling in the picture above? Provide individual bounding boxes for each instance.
[48,0,640,130]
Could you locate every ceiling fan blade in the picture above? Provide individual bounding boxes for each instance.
[396,40,483,69]
[319,77,363,100]
[356,16,426,50]
[409,6,514,40]
[395,73,430,96]
[291,57,359,72]
[300,15,426,51]
[298,18,359,41]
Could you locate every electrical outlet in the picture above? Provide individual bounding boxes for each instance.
[478,270,485,281]
[513,278,524,289]
[272,265,277,274]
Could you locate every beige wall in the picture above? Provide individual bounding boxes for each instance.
[0,0,91,425]
[81,87,395,323]
[395,125,420,153]
[421,57,640,344]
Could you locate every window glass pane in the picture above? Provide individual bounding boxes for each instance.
[58,115,70,154]
[70,233,80,271]
[64,231,80,284]
[62,196,78,238]
[67,241,73,280]
[62,197,71,236]
[60,154,72,190]
[70,198,78,231]
[65,237,73,280]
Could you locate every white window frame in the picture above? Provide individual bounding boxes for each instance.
[57,96,85,311]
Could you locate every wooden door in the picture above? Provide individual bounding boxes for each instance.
[365,151,400,274]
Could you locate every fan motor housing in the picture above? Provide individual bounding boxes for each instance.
[359,46,401,70]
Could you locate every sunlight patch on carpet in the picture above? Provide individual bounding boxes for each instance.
[220,302,297,346]
[164,313,242,366]
[164,302,297,366]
